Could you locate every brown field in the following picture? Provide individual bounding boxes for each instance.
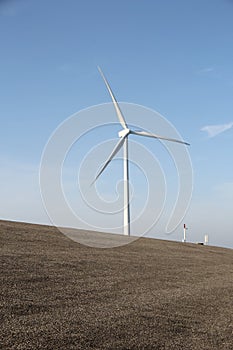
[0,220,233,349]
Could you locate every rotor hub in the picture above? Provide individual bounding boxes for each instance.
[118,128,130,138]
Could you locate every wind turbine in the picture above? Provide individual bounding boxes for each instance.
[93,67,190,236]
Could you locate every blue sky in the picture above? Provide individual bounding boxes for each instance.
[0,0,233,248]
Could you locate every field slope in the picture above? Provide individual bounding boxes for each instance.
[0,220,233,349]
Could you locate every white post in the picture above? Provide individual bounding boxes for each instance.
[182,224,187,242]
[123,137,130,236]
[204,234,209,245]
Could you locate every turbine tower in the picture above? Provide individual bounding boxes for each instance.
[93,67,190,236]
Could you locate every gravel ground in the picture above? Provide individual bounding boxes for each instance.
[0,220,233,350]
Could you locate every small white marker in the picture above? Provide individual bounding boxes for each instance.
[182,223,188,243]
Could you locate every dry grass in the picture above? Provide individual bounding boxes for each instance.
[0,220,233,349]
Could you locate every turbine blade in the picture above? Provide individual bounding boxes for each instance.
[98,66,128,129]
[130,130,190,146]
[91,136,126,185]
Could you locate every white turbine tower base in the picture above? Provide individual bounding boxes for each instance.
[93,67,190,236]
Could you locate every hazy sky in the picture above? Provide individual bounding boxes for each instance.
[1,0,233,248]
